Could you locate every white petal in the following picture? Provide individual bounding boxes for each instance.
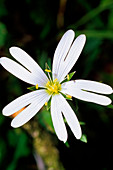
[51,95,67,142]
[11,90,50,128]
[57,94,82,139]
[9,47,48,86]
[74,80,113,94]
[0,57,38,85]
[3,90,46,116]
[61,83,112,106]
[52,30,75,80]
[58,34,86,82]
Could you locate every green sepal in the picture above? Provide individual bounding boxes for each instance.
[60,93,72,101]
[61,71,76,84]
[45,62,51,71]
[65,96,72,101]
[27,86,36,91]
[80,134,87,143]
[79,121,86,126]
[45,98,51,111]
[27,86,43,91]
[67,71,76,81]
[65,141,70,147]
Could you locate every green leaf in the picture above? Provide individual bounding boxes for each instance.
[45,98,51,111]
[80,134,87,143]
[39,109,55,133]
[0,22,8,46]
[7,130,30,170]
[70,1,113,29]
[76,30,113,39]
[107,104,113,109]
[0,0,8,17]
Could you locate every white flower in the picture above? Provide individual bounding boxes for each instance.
[0,30,112,142]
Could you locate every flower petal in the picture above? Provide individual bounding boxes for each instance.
[57,94,82,139]
[3,90,47,116]
[61,82,112,106]
[0,57,38,85]
[9,47,48,86]
[74,80,113,94]
[58,34,86,82]
[62,80,113,94]
[11,90,50,128]
[51,95,67,142]
[52,30,75,80]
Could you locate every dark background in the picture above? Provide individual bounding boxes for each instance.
[0,0,113,169]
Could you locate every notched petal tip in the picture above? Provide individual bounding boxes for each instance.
[58,135,67,143]
[63,138,67,143]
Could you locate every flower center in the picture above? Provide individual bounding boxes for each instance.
[45,78,61,95]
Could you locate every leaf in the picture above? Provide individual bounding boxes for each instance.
[76,30,113,39]
[107,104,113,109]
[80,134,87,143]
[70,1,113,28]
[0,115,5,125]
[39,109,55,133]
[7,130,30,170]
[0,0,8,17]
[0,22,8,46]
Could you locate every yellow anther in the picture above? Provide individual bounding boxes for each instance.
[67,74,70,80]
[53,78,58,82]
[45,69,51,73]
[36,84,39,89]
[66,94,72,99]
[45,102,48,106]
[45,80,61,95]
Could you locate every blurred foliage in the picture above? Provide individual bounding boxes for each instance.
[0,0,113,169]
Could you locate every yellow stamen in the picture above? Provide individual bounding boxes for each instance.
[45,80,61,95]
[53,78,58,82]
[45,102,48,106]
[36,84,38,89]
[66,94,72,99]
[45,69,51,73]
[67,74,69,80]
